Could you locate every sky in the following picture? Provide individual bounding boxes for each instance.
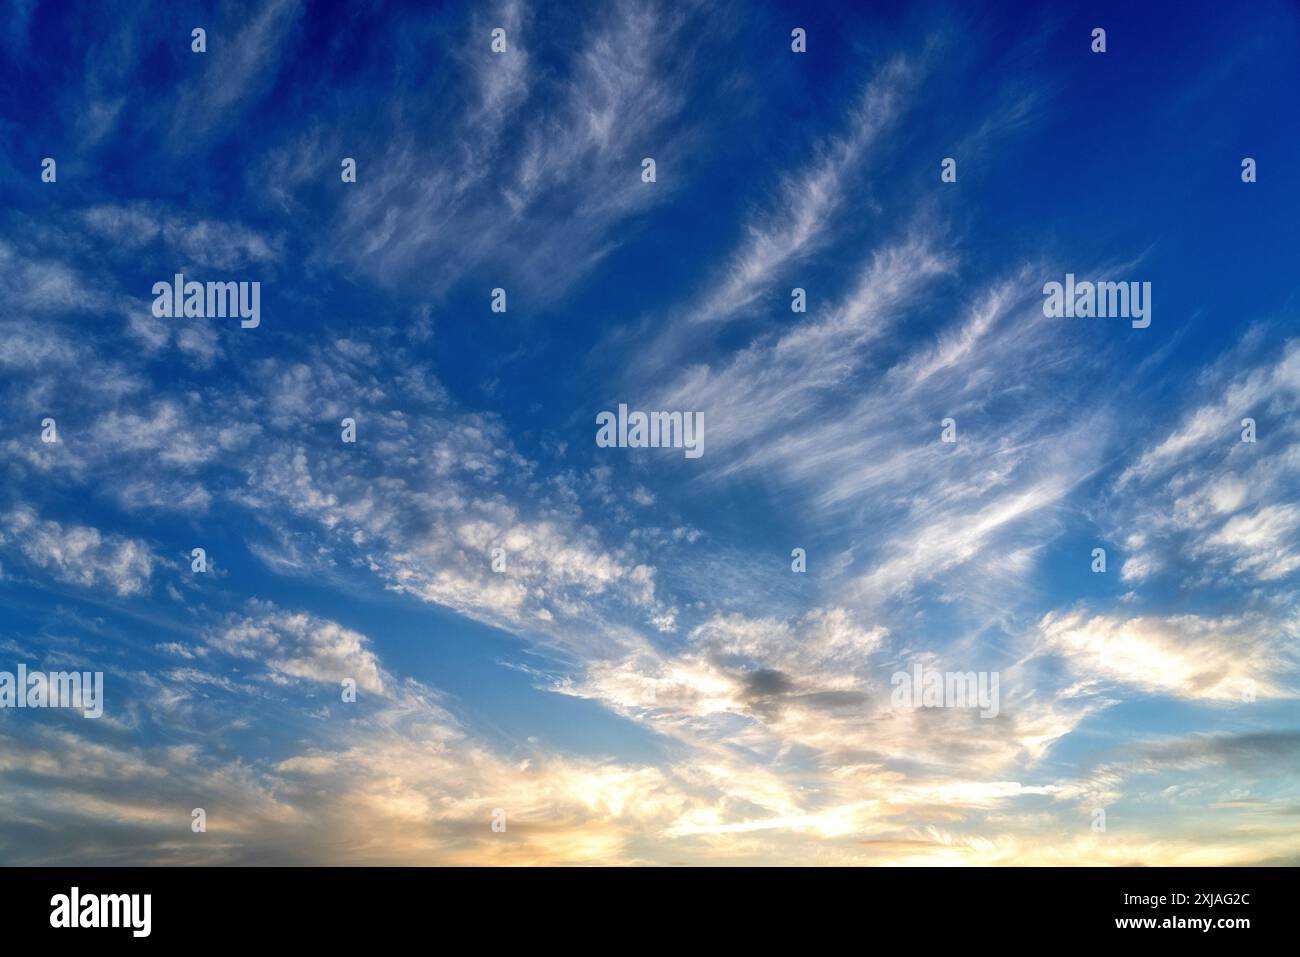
[1,0,1298,866]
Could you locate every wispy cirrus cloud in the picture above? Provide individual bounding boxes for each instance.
[328,0,704,298]
[167,0,303,147]
[690,56,922,325]
[3,0,1298,869]
[1111,338,1300,588]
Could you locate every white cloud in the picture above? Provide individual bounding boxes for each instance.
[0,507,155,596]
[1108,340,1300,588]
[1039,610,1296,701]
[210,606,385,694]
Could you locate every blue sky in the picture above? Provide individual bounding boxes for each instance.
[1,0,1298,865]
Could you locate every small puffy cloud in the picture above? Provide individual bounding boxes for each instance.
[210,606,384,694]
[0,506,155,596]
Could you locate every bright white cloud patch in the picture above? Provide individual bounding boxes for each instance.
[0,507,155,596]
[210,606,385,693]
